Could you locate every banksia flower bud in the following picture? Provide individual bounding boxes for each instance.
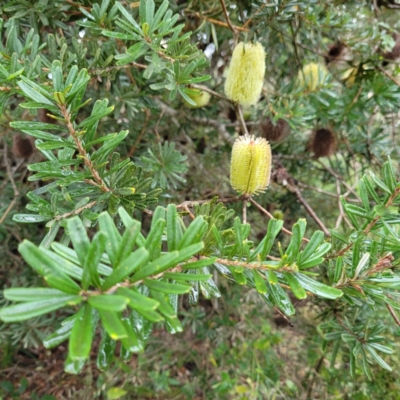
[260,118,290,142]
[308,128,337,158]
[224,42,266,107]
[230,134,271,196]
[183,89,211,108]
[297,62,329,91]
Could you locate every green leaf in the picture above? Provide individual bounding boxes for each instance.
[17,79,54,106]
[369,172,391,194]
[295,274,343,299]
[166,204,180,251]
[115,220,141,267]
[3,287,68,302]
[43,315,76,349]
[107,387,127,400]
[130,251,179,283]
[102,248,149,291]
[252,270,268,294]
[134,307,164,322]
[88,295,129,312]
[284,273,307,299]
[180,257,217,270]
[67,217,90,267]
[162,272,212,281]
[365,344,392,371]
[143,279,192,294]
[0,296,81,322]
[145,219,165,260]
[99,212,121,265]
[286,219,306,263]
[265,279,295,316]
[251,219,284,261]
[98,310,128,340]
[297,230,325,266]
[178,216,207,249]
[12,214,52,223]
[82,232,106,290]
[298,243,331,269]
[64,354,85,375]
[97,329,116,370]
[19,240,82,294]
[69,304,94,361]
[120,317,143,353]
[117,287,160,311]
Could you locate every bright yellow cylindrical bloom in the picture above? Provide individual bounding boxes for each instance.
[224,42,266,107]
[230,134,272,196]
[297,62,329,91]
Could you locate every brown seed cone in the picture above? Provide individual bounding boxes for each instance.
[260,118,290,142]
[382,33,400,61]
[308,128,337,158]
[12,134,35,158]
[325,42,347,64]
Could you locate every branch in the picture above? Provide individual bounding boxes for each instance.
[219,0,236,34]
[187,12,248,32]
[59,104,110,193]
[54,201,97,221]
[378,66,400,88]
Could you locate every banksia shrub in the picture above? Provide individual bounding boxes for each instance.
[183,89,211,108]
[260,118,290,142]
[297,62,329,91]
[308,128,337,158]
[224,42,266,107]
[230,134,272,196]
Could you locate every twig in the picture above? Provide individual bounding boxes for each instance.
[235,104,249,135]
[59,104,110,193]
[191,83,231,103]
[219,0,236,34]
[386,303,400,327]
[378,66,400,87]
[317,160,360,201]
[127,108,150,157]
[0,143,20,224]
[188,12,248,32]
[242,199,247,224]
[89,61,147,75]
[249,198,310,243]
[242,3,268,28]
[54,201,97,221]
[285,181,330,236]
[177,196,244,209]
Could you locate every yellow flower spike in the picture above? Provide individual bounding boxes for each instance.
[230,134,272,196]
[296,62,329,91]
[224,42,266,107]
[183,89,211,108]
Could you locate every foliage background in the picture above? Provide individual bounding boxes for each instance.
[1,0,400,398]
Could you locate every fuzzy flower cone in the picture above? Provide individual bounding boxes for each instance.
[224,42,266,107]
[230,134,272,196]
